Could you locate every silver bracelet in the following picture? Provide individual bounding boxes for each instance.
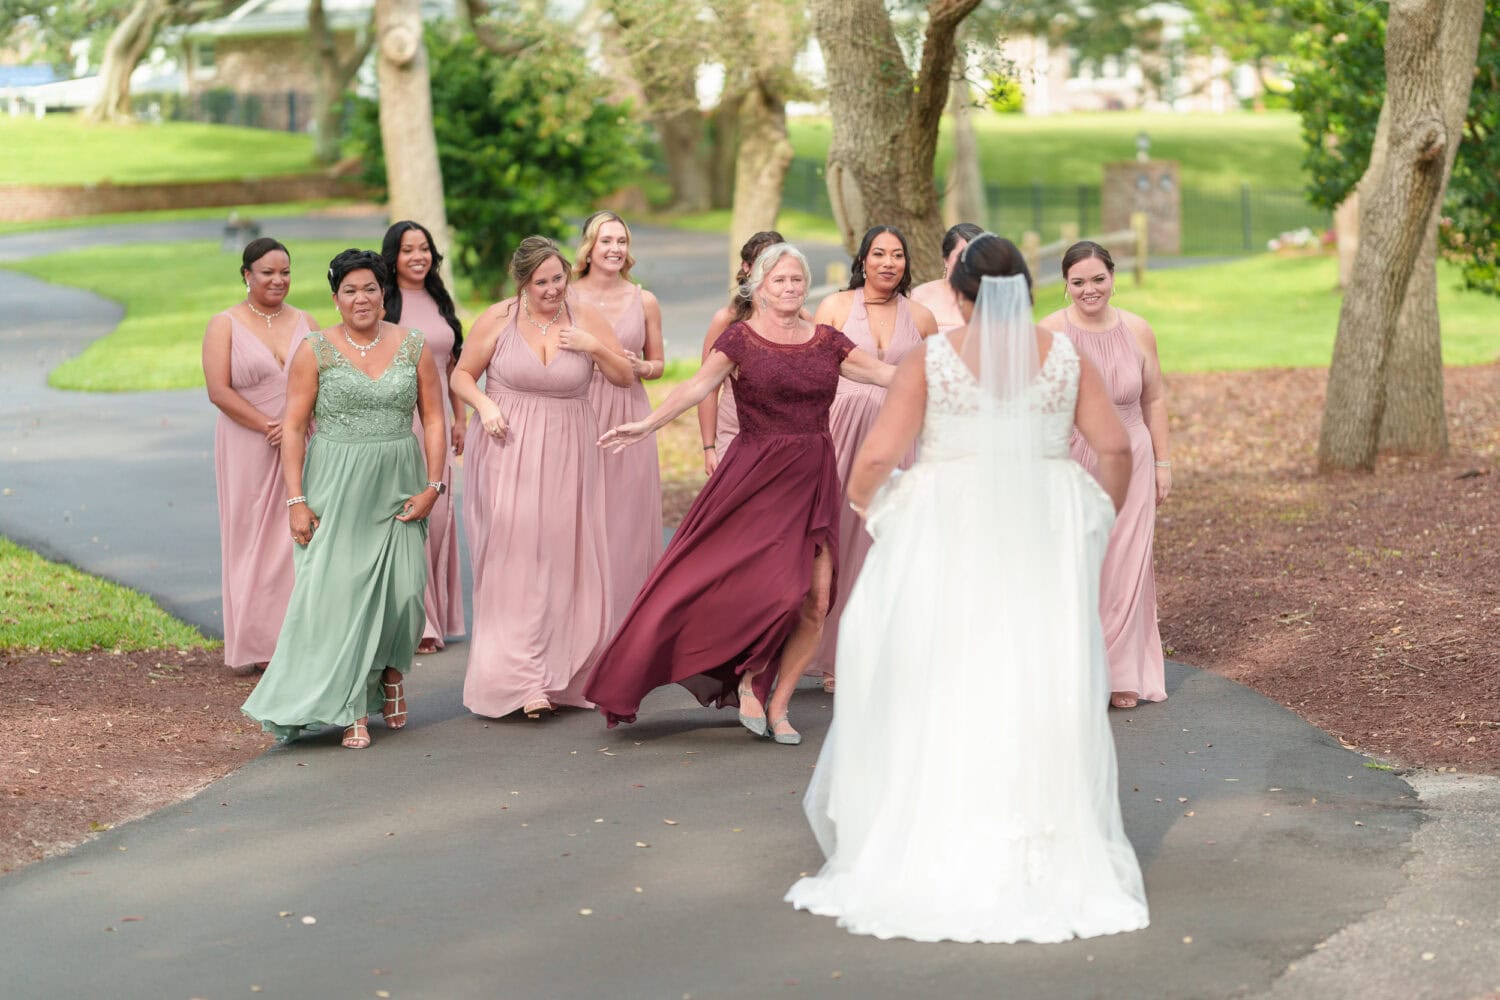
[1154,461,1172,468]
[286,495,307,507]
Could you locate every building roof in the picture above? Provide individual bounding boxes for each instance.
[183,0,457,39]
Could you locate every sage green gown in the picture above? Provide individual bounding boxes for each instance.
[242,329,429,740]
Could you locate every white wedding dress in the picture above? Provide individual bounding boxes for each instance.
[785,325,1150,944]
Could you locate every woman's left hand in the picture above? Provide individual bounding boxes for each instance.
[624,350,651,381]
[451,419,466,458]
[1155,464,1172,506]
[557,325,599,355]
[397,487,439,523]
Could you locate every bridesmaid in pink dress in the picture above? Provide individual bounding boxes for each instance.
[570,212,665,632]
[202,237,317,674]
[381,221,467,652]
[450,236,635,719]
[809,226,937,689]
[910,222,984,335]
[1042,240,1173,708]
[695,231,788,477]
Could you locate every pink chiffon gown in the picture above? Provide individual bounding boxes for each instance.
[586,287,663,632]
[714,379,739,454]
[398,288,466,647]
[811,290,923,679]
[212,311,307,668]
[1064,316,1167,702]
[584,323,856,726]
[461,306,611,717]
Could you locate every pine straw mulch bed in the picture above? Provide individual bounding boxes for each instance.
[3,364,1496,873]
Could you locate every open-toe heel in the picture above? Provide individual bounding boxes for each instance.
[1110,691,1139,710]
[382,678,408,729]
[737,679,767,737]
[342,718,371,749]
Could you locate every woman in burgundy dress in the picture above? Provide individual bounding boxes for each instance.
[381,220,468,653]
[588,244,894,745]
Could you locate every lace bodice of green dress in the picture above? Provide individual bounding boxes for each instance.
[308,329,424,441]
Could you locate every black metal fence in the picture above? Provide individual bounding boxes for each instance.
[782,158,1331,256]
[131,89,325,134]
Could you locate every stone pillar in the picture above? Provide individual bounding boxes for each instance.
[1102,160,1181,255]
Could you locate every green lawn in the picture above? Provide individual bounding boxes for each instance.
[13,239,358,391]
[1125,254,1500,372]
[0,537,213,651]
[788,110,1310,190]
[0,116,317,186]
[0,199,366,236]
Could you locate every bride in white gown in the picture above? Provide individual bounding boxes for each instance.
[786,235,1150,944]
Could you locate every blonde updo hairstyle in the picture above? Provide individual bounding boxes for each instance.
[510,235,570,291]
[572,211,636,281]
[737,243,811,312]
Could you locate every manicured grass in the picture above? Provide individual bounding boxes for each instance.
[0,537,214,651]
[0,199,366,236]
[0,116,316,186]
[788,110,1310,190]
[1122,254,1500,372]
[647,207,843,247]
[13,239,357,391]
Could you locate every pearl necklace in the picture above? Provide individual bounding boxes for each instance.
[245,298,284,330]
[523,292,566,336]
[342,324,384,358]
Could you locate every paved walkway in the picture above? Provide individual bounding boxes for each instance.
[1,219,1495,1000]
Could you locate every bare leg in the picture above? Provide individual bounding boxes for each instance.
[766,547,833,739]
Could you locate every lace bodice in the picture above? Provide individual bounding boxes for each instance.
[308,329,424,441]
[920,331,1079,462]
[714,322,856,437]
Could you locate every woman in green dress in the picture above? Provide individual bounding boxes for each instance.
[242,249,449,749]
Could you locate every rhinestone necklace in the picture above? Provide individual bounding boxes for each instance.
[342,324,384,358]
[245,298,284,330]
[523,292,566,336]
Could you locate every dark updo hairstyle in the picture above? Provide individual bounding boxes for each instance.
[240,237,290,282]
[381,220,463,355]
[942,222,985,261]
[326,248,389,293]
[1060,240,1116,280]
[948,233,1033,305]
[847,224,913,297]
[729,230,786,322]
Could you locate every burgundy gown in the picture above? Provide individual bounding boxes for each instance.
[584,321,856,726]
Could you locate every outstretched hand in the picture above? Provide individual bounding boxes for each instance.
[599,419,651,453]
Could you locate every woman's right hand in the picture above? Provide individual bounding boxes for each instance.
[289,503,320,547]
[599,419,651,453]
[477,400,509,441]
[264,417,284,448]
[703,445,718,477]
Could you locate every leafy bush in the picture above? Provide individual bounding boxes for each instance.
[353,24,646,297]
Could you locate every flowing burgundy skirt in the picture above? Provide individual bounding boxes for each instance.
[584,429,842,726]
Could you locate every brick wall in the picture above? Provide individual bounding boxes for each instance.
[0,175,368,223]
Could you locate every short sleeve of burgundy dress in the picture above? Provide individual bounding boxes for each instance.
[584,322,853,725]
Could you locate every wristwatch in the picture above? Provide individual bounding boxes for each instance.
[427,481,447,495]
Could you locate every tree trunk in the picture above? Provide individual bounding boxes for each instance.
[374,0,450,280]
[812,0,981,283]
[943,68,987,228]
[727,81,794,284]
[1316,0,1483,471]
[308,0,374,165]
[657,106,712,213]
[707,94,742,211]
[86,0,168,124]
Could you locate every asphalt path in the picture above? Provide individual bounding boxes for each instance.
[0,217,1469,999]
